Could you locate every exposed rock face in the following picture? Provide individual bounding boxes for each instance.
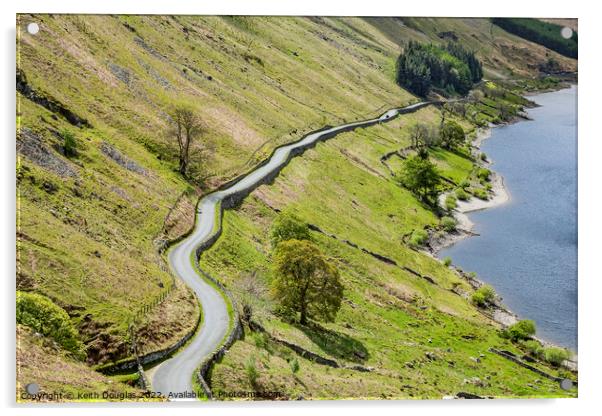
[17,128,78,178]
[17,70,91,128]
[108,63,132,86]
[100,142,147,175]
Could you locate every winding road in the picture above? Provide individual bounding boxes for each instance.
[151,101,431,400]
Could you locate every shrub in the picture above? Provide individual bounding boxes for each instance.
[477,168,491,181]
[245,356,259,387]
[502,320,536,341]
[445,194,457,210]
[252,332,272,354]
[443,257,452,267]
[270,211,311,247]
[456,188,469,201]
[441,216,457,232]
[16,291,84,358]
[471,291,486,307]
[543,347,569,366]
[474,188,489,200]
[409,229,429,248]
[459,179,471,189]
[480,152,487,161]
[290,357,300,374]
[61,129,77,157]
[522,340,544,358]
[471,285,496,307]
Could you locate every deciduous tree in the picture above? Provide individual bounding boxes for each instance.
[396,154,441,204]
[273,240,343,325]
[440,120,466,150]
[171,104,203,177]
[270,211,311,247]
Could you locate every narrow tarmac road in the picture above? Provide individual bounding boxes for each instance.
[151,101,431,400]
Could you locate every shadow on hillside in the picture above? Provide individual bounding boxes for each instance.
[294,321,370,363]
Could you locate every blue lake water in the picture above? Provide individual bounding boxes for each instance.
[440,85,577,350]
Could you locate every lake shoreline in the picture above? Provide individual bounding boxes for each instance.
[430,127,511,254]
[430,87,578,365]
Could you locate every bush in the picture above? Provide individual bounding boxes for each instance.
[502,320,536,342]
[409,229,429,248]
[441,216,457,232]
[480,152,487,162]
[473,188,489,200]
[270,211,311,247]
[471,292,486,307]
[543,347,569,366]
[16,291,84,358]
[252,332,272,354]
[477,168,491,181]
[290,357,300,374]
[445,194,457,210]
[456,188,469,201]
[459,179,471,189]
[443,257,452,267]
[471,285,496,307]
[61,129,77,157]
[245,356,259,387]
[522,340,544,358]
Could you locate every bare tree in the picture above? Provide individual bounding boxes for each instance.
[171,104,203,177]
[468,89,485,103]
[409,123,440,155]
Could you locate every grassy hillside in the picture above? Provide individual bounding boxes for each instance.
[492,18,577,59]
[16,14,577,398]
[16,325,153,402]
[201,105,576,399]
[365,17,576,79]
[17,15,418,383]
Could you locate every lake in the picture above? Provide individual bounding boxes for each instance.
[440,85,578,350]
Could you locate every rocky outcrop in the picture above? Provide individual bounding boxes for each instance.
[17,128,78,178]
[100,142,147,175]
[17,70,91,128]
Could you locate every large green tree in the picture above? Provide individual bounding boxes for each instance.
[272,240,343,325]
[397,154,441,204]
[440,120,465,150]
[270,211,311,247]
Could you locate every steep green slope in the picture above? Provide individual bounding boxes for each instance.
[492,18,577,59]
[16,14,577,398]
[202,107,575,400]
[16,325,150,402]
[17,15,418,374]
[364,17,577,79]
